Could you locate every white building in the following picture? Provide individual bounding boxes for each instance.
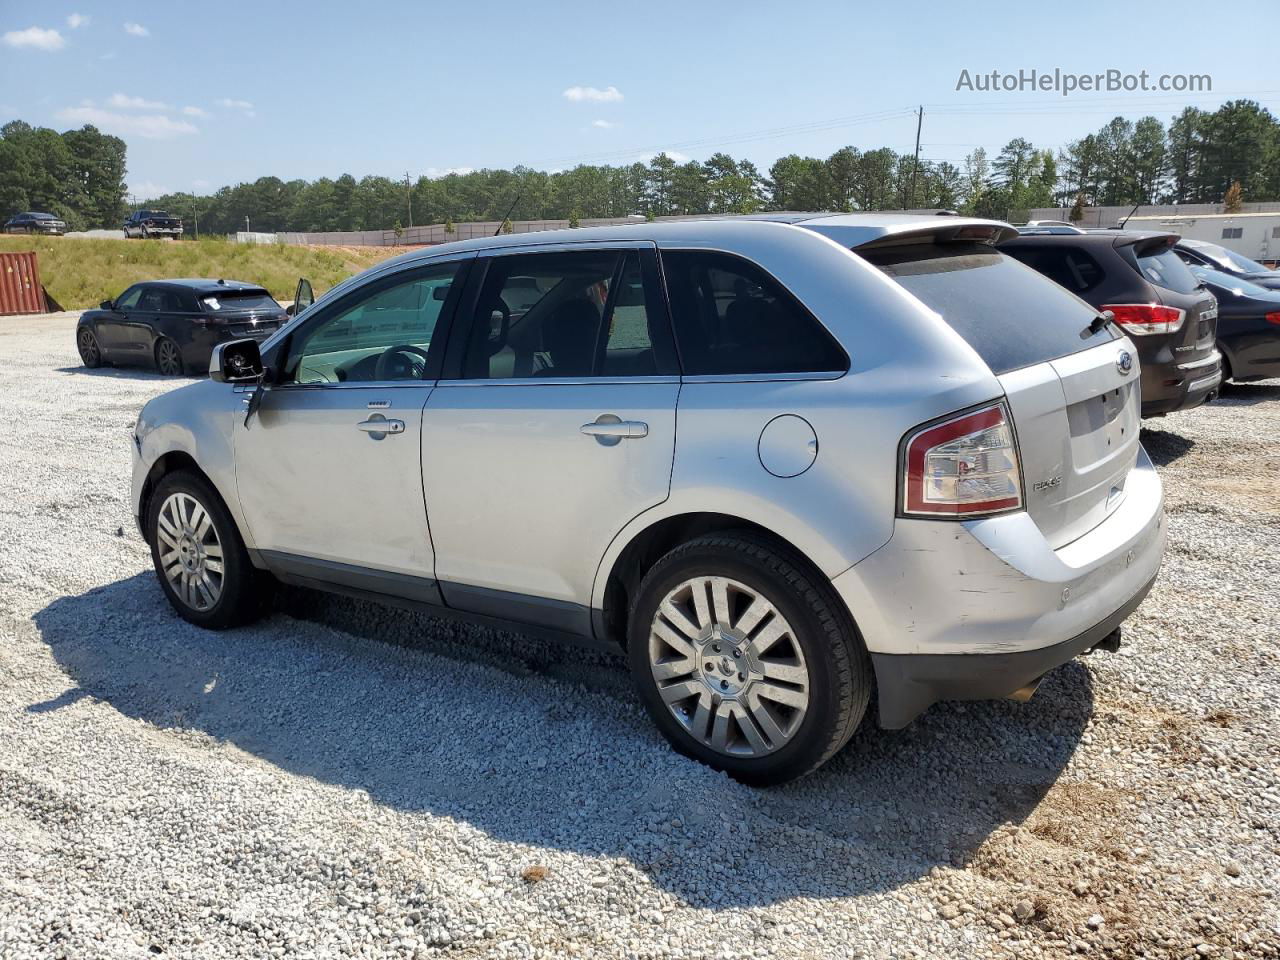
[1121,212,1280,265]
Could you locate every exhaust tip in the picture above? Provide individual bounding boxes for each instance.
[1007,677,1044,702]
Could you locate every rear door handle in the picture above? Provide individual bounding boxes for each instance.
[356,416,404,436]
[580,415,648,445]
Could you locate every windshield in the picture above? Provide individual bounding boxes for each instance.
[200,291,279,312]
[1191,265,1278,299]
[860,241,1118,375]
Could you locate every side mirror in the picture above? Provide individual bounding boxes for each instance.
[100,300,113,310]
[210,339,265,383]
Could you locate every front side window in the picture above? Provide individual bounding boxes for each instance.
[115,285,145,310]
[462,250,671,379]
[660,251,847,375]
[285,262,459,384]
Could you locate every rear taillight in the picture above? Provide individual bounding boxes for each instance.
[902,403,1023,518]
[1266,312,1280,326]
[1101,303,1185,335]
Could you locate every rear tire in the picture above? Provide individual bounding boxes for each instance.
[627,532,871,786]
[147,470,271,629]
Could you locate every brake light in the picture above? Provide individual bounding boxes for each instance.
[902,403,1023,518]
[1266,312,1280,326]
[1101,303,1185,335]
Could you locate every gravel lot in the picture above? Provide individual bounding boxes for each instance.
[1,312,1277,960]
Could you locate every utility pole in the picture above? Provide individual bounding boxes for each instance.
[244,215,250,234]
[192,199,199,240]
[405,172,413,228]
[909,106,923,211]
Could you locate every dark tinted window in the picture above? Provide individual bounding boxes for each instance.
[862,242,1118,375]
[1135,246,1200,294]
[1002,245,1104,294]
[660,251,847,375]
[199,290,278,312]
[136,288,185,311]
[1221,227,1243,239]
[463,250,673,379]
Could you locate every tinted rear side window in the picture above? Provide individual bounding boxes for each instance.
[1001,244,1104,295]
[1134,246,1200,294]
[661,251,847,375]
[862,242,1118,375]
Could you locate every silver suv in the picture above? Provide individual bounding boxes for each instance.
[131,215,1165,784]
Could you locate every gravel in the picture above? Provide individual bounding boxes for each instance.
[1,312,1278,959]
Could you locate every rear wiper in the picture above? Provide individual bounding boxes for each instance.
[1089,310,1116,334]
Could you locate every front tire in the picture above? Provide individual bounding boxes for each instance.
[147,470,270,629]
[627,532,871,785]
[155,337,185,376]
[77,327,103,368]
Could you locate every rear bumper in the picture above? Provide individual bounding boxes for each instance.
[1140,348,1222,416]
[832,445,1165,726]
[870,572,1155,728]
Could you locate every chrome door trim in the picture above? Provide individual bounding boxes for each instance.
[680,370,849,384]
[432,374,680,389]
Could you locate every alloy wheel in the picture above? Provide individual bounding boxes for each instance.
[77,329,100,366]
[648,576,811,758]
[156,339,183,376]
[156,492,224,611]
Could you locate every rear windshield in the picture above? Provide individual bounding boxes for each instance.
[200,290,279,312]
[1134,245,1200,294]
[860,241,1118,375]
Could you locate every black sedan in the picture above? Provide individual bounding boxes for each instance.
[1176,239,1280,292]
[4,211,67,235]
[76,279,286,376]
[1190,265,1280,383]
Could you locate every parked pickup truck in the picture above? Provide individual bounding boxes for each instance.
[124,210,183,240]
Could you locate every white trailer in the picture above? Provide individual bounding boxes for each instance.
[1122,212,1280,266]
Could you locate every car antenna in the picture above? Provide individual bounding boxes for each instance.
[494,191,522,236]
[1119,202,1141,228]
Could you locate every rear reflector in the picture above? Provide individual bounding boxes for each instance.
[1101,303,1185,336]
[902,402,1023,518]
[1267,312,1280,326]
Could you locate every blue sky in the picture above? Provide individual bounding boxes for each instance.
[2,0,1277,199]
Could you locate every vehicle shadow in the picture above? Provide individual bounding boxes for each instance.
[34,574,1093,907]
[1216,380,1280,406]
[1140,427,1195,466]
[53,365,196,382]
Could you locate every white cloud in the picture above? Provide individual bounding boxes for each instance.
[66,13,90,29]
[215,97,253,110]
[192,179,210,189]
[424,166,475,178]
[591,119,618,129]
[3,27,65,51]
[107,93,168,110]
[123,22,149,37]
[562,85,623,103]
[56,106,198,139]
[99,51,116,60]
[129,180,173,200]
[181,105,207,117]
[638,150,691,164]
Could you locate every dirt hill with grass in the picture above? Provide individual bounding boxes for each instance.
[0,236,410,311]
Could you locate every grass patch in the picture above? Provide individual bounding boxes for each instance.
[0,236,409,311]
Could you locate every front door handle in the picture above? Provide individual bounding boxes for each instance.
[580,415,648,446]
[356,416,404,437]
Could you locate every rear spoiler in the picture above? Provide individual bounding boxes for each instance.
[1114,233,1180,257]
[852,221,1019,252]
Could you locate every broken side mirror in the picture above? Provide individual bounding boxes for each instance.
[209,338,265,383]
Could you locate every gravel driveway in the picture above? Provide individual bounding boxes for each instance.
[1,313,1277,959]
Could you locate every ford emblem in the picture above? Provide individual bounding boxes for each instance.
[1117,350,1133,374]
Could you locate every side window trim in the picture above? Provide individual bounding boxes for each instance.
[269,255,474,389]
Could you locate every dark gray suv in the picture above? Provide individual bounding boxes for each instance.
[1001,231,1222,417]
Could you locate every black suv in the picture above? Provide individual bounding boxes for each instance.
[3,212,67,235]
[123,210,183,240]
[1001,231,1221,417]
[76,279,286,376]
